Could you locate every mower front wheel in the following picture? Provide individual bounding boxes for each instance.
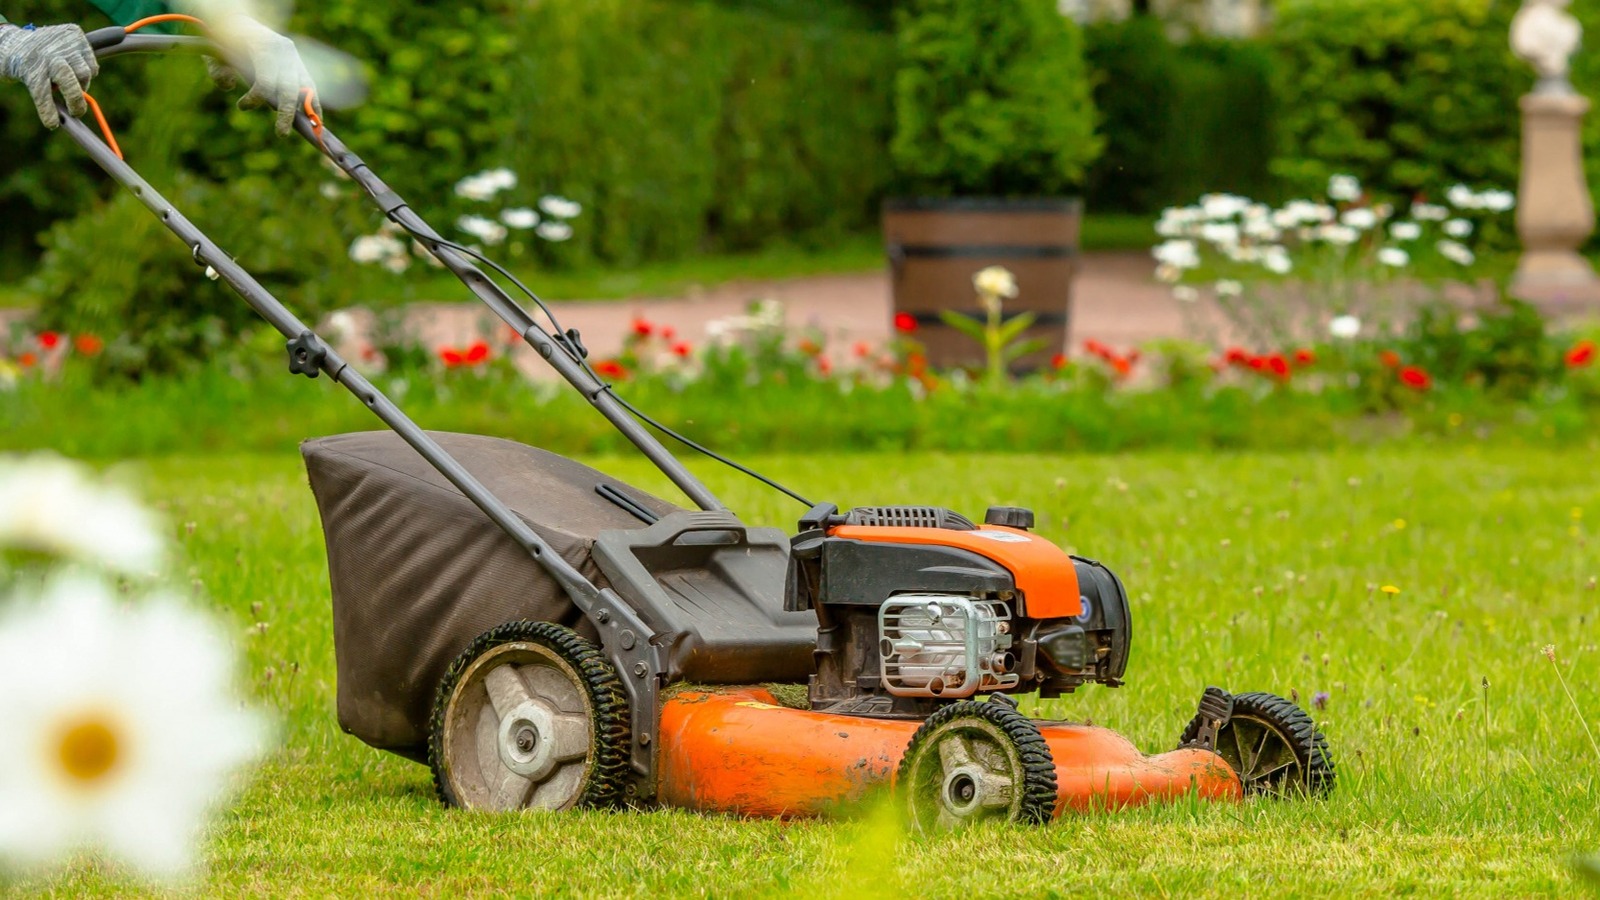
[897,698,1058,831]
[429,621,630,812]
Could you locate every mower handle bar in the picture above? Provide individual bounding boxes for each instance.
[58,22,732,780]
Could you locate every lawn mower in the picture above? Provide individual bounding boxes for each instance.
[59,24,1334,828]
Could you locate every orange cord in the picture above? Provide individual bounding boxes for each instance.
[124,13,205,33]
[302,91,325,149]
[82,92,122,159]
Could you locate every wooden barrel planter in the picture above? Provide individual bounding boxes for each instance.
[882,197,1082,371]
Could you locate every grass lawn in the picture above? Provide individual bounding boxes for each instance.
[11,446,1600,896]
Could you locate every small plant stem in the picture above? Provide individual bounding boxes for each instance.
[1546,654,1600,764]
[1482,676,1490,783]
[986,300,1004,387]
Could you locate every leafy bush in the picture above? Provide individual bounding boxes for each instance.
[1085,16,1276,213]
[890,0,1100,196]
[1269,0,1525,200]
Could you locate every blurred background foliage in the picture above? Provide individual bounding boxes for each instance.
[3,0,1599,363]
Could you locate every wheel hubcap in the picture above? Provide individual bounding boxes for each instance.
[910,722,1021,831]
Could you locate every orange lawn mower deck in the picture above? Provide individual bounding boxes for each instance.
[63,23,1334,832]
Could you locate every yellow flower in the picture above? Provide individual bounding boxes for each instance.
[1393,519,1407,530]
[1380,585,1401,595]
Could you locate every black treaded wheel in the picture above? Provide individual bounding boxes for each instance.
[897,698,1058,831]
[428,620,629,811]
[1179,690,1334,797]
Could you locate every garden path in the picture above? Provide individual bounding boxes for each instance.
[383,250,1198,373]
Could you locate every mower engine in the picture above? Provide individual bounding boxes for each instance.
[788,503,1131,717]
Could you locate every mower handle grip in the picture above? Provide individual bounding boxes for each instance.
[86,26,215,58]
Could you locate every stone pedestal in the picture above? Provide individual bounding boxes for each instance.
[1512,91,1600,307]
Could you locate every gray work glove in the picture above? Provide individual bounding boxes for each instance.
[205,15,320,137]
[0,23,99,129]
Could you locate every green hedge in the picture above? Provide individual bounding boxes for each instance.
[1270,0,1531,200]
[1084,16,1276,213]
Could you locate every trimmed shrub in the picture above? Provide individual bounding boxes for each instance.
[1085,16,1276,213]
[891,0,1101,197]
[1269,0,1523,199]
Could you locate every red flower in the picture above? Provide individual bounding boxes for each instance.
[1399,366,1432,391]
[1224,347,1250,366]
[631,318,653,338]
[502,324,522,345]
[37,331,60,350]
[1266,353,1291,380]
[464,340,491,365]
[907,351,927,377]
[1247,355,1268,371]
[594,359,628,380]
[1083,339,1106,357]
[73,334,104,356]
[1050,353,1068,370]
[661,326,676,341]
[671,341,693,358]
[439,347,465,368]
[798,338,822,357]
[361,345,380,363]
[18,351,37,368]
[1110,355,1132,377]
[1293,348,1316,367]
[1567,340,1595,368]
[1379,350,1401,369]
[853,340,872,358]
[817,356,833,376]
[893,312,917,334]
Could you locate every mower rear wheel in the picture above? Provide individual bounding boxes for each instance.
[897,698,1057,831]
[429,621,629,811]
[1180,690,1334,797]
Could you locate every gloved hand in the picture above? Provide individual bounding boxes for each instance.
[206,14,320,137]
[0,23,99,129]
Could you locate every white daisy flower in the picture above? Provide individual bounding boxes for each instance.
[1152,239,1200,270]
[1390,221,1422,241]
[1200,193,1250,220]
[1214,279,1243,297]
[1377,247,1410,267]
[0,575,266,877]
[1438,240,1476,266]
[1317,224,1360,246]
[973,266,1019,300]
[1412,203,1450,221]
[0,456,163,574]
[1329,315,1362,339]
[1341,208,1378,230]
[456,215,508,246]
[348,234,405,266]
[535,221,574,242]
[1446,184,1479,209]
[538,195,583,219]
[1262,245,1293,274]
[1443,218,1474,238]
[500,208,540,229]
[1480,190,1516,213]
[1172,285,1199,303]
[1328,174,1361,202]
[1199,221,1241,247]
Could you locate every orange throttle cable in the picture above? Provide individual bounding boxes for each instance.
[81,92,122,159]
[303,91,325,149]
[123,13,205,33]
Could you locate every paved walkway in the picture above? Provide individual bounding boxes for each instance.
[382,251,1181,371]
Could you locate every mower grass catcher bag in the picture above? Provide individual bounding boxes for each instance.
[301,431,679,759]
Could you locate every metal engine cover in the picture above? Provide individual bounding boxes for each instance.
[878,594,1019,698]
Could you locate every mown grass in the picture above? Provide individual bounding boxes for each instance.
[8,447,1600,896]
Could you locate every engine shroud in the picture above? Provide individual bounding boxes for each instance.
[786,505,1132,716]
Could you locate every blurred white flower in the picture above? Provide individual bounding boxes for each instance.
[454,168,518,202]
[1438,240,1476,266]
[538,195,583,219]
[535,221,574,242]
[349,234,405,265]
[973,265,1019,300]
[1172,285,1199,303]
[325,310,358,342]
[1317,224,1360,246]
[1390,221,1422,241]
[1329,315,1362,339]
[1215,280,1243,297]
[1480,190,1516,212]
[1199,222,1241,246]
[318,182,340,200]
[1412,203,1450,221]
[1262,246,1293,274]
[0,575,266,878]
[381,254,411,275]
[1283,200,1335,225]
[1328,174,1361,201]
[1377,247,1410,267]
[0,456,163,574]
[1443,218,1474,238]
[1446,184,1479,209]
[1155,263,1181,284]
[500,208,540,230]
[457,215,508,246]
[1201,193,1250,220]
[1152,239,1200,269]
[1243,217,1281,241]
[1341,208,1378,230]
